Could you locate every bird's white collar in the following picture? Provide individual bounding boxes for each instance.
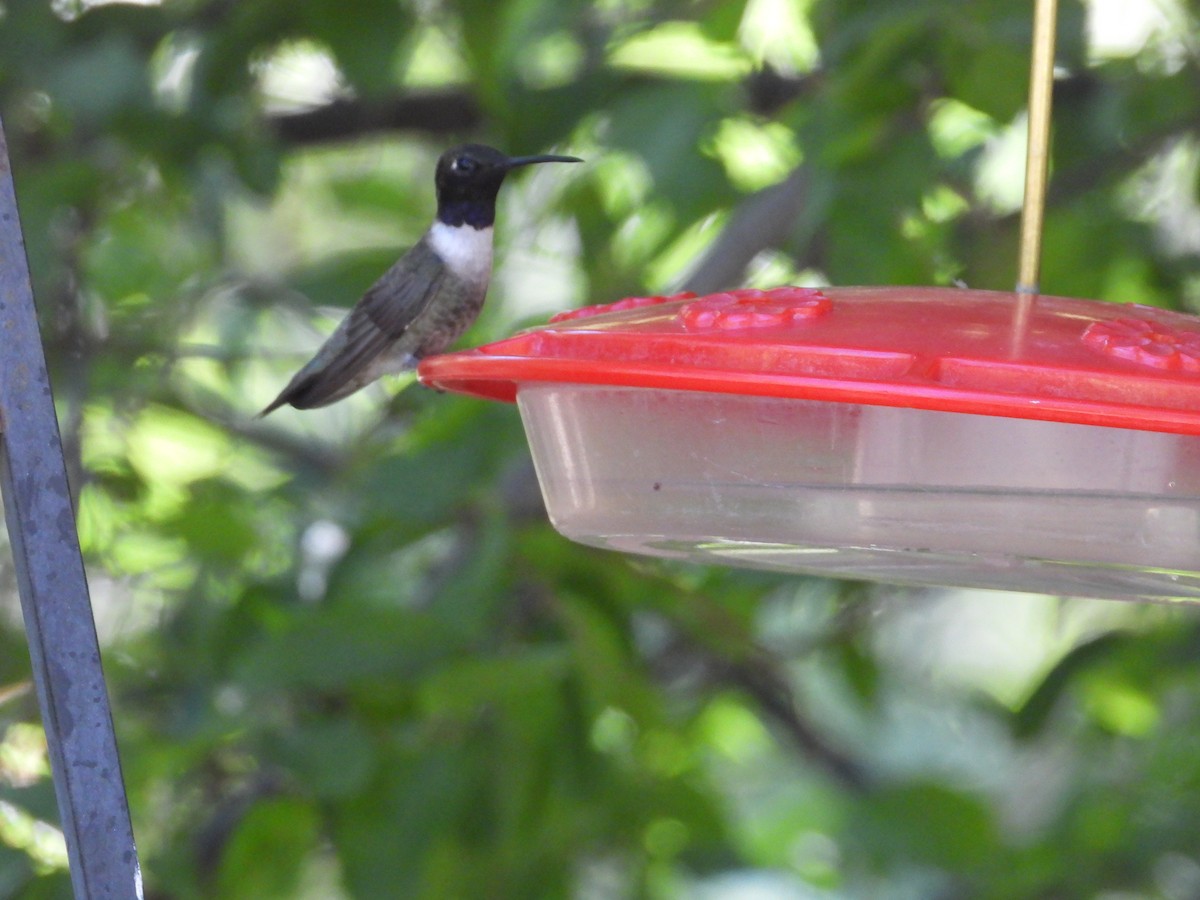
[428,221,494,285]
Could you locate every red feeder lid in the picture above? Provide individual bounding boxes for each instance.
[418,286,1200,436]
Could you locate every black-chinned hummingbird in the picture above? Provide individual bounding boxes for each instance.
[260,144,582,415]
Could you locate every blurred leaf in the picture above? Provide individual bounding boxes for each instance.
[159,479,264,566]
[351,400,523,531]
[607,82,737,222]
[299,0,412,94]
[10,871,72,900]
[0,843,35,898]
[822,127,938,283]
[236,605,466,691]
[699,0,749,43]
[938,0,1031,121]
[331,745,476,900]
[0,782,61,828]
[272,716,377,799]
[836,638,880,706]
[216,797,322,900]
[418,645,572,716]
[84,201,213,308]
[44,33,150,124]
[847,781,998,869]
[328,171,429,219]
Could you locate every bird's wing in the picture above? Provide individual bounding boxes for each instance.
[260,242,447,413]
[318,253,449,382]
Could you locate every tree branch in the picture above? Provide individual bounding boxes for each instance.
[650,628,875,792]
[271,90,484,145]
[267,65,820,149]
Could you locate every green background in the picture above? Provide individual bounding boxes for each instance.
[2,0,1200,896]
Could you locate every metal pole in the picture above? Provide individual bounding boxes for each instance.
[1016,0,1060,294]
[0,118,142,897]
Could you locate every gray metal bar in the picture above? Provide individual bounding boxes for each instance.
[0,117,141,897]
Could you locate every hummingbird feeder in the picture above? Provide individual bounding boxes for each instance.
[421,0,1200,603]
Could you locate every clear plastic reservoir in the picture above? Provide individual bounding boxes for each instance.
[518,384,1200,601]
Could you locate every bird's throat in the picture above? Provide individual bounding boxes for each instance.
[428,221,494,287]
[437,198,497,229]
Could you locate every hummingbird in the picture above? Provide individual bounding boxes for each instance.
[260,144,582,415]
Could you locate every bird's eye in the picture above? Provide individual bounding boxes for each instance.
[452,156,477,174]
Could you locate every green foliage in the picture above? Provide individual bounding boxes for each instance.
[2,0,1200,897]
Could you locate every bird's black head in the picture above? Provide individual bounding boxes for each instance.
[434,144,582,229]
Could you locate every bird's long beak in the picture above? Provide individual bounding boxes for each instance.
[504,153,584,168]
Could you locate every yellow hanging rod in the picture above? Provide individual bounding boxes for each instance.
[1017,0,1059,295]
